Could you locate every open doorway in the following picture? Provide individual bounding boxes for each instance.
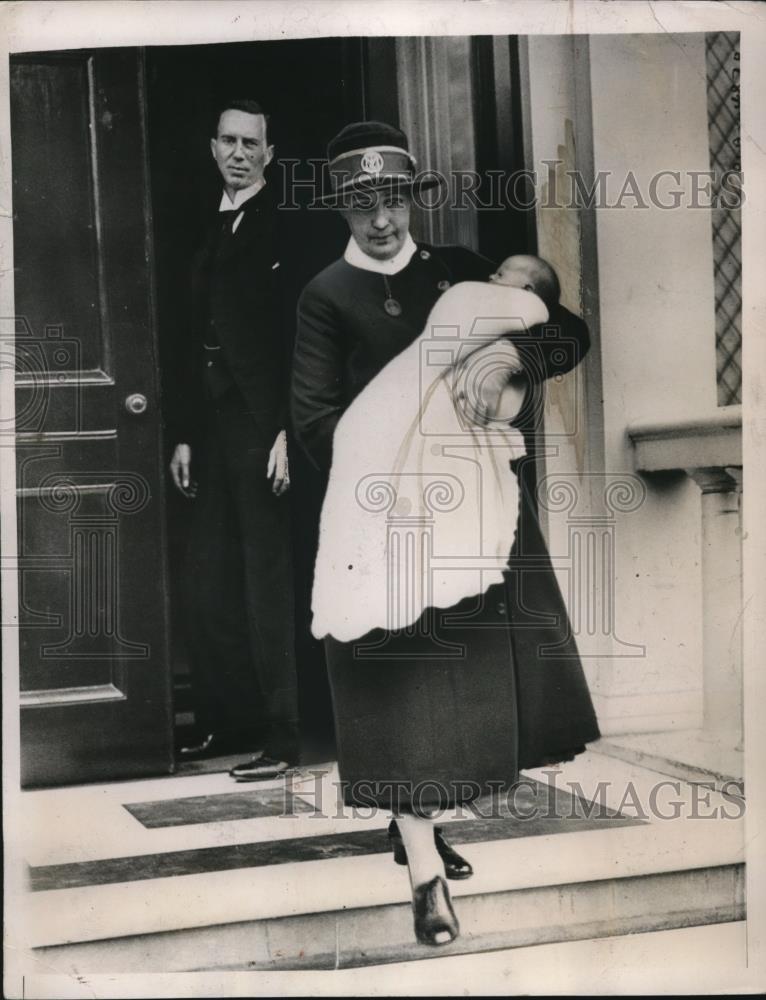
[144,38,394,765]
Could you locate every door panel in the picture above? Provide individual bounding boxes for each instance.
[11,48,173,787]
[11,58,106,371]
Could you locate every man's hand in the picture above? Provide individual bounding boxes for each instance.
[267,429,290,496]
[170,443,197,498]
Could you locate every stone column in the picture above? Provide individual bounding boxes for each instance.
[688,466,743,741]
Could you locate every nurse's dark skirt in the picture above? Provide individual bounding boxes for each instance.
[323,495,601,813]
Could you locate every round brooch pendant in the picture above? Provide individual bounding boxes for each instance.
[384,297,402,317]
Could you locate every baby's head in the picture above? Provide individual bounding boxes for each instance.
[489,254,560,312]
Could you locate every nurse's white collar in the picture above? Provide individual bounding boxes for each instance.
[344,234,418,275]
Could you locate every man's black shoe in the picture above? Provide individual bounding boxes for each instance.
[229,755,290,781]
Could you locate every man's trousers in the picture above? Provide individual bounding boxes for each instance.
[184,387,299,760]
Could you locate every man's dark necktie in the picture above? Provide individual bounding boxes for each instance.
[218,208,240,245]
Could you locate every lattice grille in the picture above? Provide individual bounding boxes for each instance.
[705,32,742,407]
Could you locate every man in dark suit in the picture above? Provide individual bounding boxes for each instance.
[168,99,299,780]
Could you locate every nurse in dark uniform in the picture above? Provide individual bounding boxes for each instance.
[291,122,600,947]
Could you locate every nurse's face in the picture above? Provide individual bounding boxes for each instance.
[342,189,411,261]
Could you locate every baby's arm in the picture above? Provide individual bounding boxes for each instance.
[443,282,546,425]
[453,339,527,426]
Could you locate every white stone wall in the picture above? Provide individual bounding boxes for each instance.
[526,33,720,733]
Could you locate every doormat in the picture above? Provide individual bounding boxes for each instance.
[124,787,315,828]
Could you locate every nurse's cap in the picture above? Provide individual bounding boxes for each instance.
[313,120,441,208]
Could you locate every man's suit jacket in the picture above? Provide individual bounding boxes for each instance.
[169,186,289,452]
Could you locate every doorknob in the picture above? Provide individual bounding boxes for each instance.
[125,393,148,416]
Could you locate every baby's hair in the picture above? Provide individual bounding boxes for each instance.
[496,253,561,312]
[527,257,561,312]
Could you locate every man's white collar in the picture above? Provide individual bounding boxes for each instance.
[219,178,265,212]
[344,234,418,275]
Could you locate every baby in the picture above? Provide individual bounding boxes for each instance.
[454,253,561,426]
[489,253,561,309]
[312,251,560,641]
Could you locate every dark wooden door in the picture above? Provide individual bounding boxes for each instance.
[11,48,174,787]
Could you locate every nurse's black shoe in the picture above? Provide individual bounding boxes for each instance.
[411,875,459,946]
[388,821,473,880]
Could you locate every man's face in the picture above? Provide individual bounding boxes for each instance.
[342,189,411,261]
[211,109,273,193]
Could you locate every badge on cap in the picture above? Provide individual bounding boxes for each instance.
[360,149,384,177]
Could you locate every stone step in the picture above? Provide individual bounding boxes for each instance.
[21,751,746,973]
[32,857,743,973]
[18,921,751,997]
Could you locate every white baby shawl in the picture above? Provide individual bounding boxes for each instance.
[311,282,548,643]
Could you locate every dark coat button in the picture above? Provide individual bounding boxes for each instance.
[497,602,506,616]
[420,250,431,260]
[437,279,450,291]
